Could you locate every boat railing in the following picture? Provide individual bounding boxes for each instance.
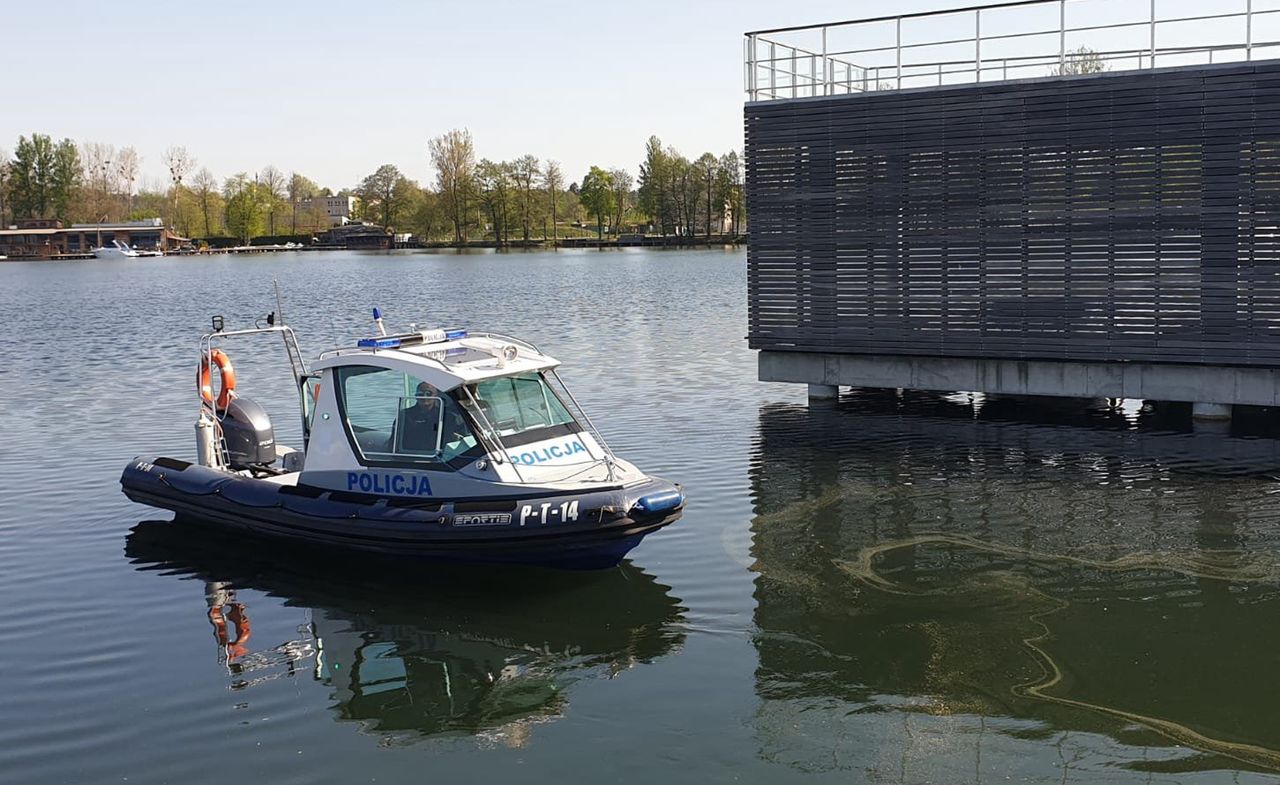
[458,385,528,483]
[547,370,619,483]
[199,324,308,466]
[315,346,454,371]
[200,324,308,389]
[466,331,544,354]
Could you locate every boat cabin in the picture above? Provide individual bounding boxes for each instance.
[298,329,642,498]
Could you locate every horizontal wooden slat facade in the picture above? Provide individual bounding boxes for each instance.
[746,61,1280,367]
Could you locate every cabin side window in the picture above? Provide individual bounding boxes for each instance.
[334,365,479,467]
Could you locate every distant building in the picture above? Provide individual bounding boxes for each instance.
[294,195,355,227]
[318,222,392,250]
[0,218,189,259]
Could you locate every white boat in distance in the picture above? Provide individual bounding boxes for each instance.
[93,240,163,259]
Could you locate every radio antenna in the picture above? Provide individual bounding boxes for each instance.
[274,278,286,325]
[272,278,306,387]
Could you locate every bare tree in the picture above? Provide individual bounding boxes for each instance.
[542,160,564,246]
[82,142,117,220]
[258,165,287,235]
[116,146,139,216]
[1052,46,1108,76]
[428,129,475,244]
[163,146,194,189]
[163,146,194,228]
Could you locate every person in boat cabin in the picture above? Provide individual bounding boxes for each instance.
[397,381,469,456]
[398,382,443,454]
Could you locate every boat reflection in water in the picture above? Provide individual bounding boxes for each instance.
[749,391,1280,779]
[125,522,685,745]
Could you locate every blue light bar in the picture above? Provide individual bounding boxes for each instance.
[356,327,466,350]
[357,336,402,349]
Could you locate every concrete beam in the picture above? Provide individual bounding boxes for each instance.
[759,351,1280,408]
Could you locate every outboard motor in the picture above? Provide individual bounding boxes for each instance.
[220,398,276,470]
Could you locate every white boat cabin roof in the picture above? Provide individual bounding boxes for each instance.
[313,329,560,391]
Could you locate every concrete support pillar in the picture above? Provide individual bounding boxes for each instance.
[1192,402,1232,421]
[807,383,839,401]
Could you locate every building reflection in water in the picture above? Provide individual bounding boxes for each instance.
[749,391,1280,778]
[125,523,685,747]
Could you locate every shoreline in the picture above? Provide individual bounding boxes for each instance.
[2,236,747,261]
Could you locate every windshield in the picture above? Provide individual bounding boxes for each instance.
[465,373,578,444]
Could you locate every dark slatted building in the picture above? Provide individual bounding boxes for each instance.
[746,0,1280,416]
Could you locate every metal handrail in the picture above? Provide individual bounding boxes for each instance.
[459,384,527,484]
[464,331,544,354]
[746,0,1274,101]
[747,0,1055,36]
[198,324,308,468]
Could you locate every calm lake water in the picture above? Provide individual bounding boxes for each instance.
[3,248,1280,784]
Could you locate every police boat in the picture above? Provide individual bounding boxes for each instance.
[120,309,685,569]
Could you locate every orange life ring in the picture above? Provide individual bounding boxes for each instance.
[208,603,252,662]
[199,348,237,410]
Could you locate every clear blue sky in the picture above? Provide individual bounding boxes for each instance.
[0,0,982,191]
[2,0,1243,190]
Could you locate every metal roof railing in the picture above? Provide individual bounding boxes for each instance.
[744,0,1280,101]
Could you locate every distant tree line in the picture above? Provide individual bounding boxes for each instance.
[0,130,746,245]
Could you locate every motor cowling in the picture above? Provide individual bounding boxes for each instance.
[221,398,276,470]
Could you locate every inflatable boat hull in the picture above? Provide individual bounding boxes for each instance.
[120,457,684,569]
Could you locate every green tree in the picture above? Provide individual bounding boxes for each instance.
[287,172,320,234]
[359,163,413,229]
[512,154,540,243]
[408,187,450,242]
[9,134,81,220]
[694,152,719,238]
[50,138,81,221]
[129,189,168,222]
[191,167,224,238]
[428,128,475,244]
[542,160,564,245]
[608,168,632,234]
[638,136,670,234]
[579,166,615,240]
[717,150,744,237]
[0,150,9,228]
[658,149,694,237]
[223,173,268,243]
[475,159,515,245]
[258,165,287,235]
